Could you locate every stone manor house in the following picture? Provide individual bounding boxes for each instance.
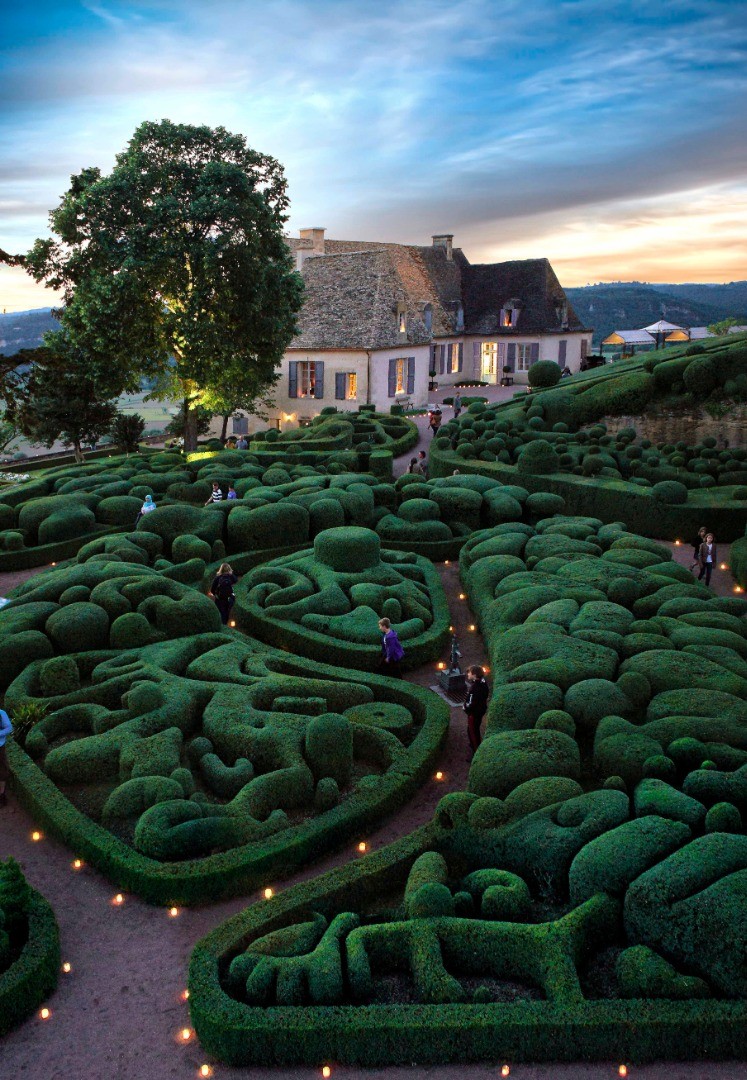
[233,228,592,434]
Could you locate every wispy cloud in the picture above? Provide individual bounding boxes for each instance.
[1,0,746,309]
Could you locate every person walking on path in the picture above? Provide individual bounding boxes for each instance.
[428,407,442,437]
[209,563,238,625]
[378,617,405,678]
[689,527,707,571]
[134,493,156,528]
[698,533,717,586]
[0,707,13,807]
[464,665,489,753]
[407,457,419,474]
[453,392,462,420]
[205,482,223,505]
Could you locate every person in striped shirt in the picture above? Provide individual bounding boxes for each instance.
[205,482,223,505]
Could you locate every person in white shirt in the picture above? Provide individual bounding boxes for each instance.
[205,482,223,505]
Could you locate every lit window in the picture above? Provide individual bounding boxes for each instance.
[298,361,317,397]
[395,358,407,393]
[481,342,497,376]
[501,307,515,327]
[516,344,533,371]
[398,309,407,334]
[345,372,357,399]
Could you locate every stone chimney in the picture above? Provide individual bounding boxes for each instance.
[432,234,453,260]
[299,227,326,254]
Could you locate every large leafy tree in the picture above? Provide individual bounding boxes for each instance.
[26,120,304,449]
[10,341,119,462]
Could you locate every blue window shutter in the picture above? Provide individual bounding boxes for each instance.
[457,343,463,372]
[472,341,480,366]
[530,343,539,364]
[335,372,345,400]
[558,340,567,364]
[388,358,397,397]
[506,343,516,371]
[314,361,324,398]
[288,361,298,398]
[407,356,415,394]
[439,344,445,374]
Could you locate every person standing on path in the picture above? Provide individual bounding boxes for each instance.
[378,617,405,678]
[698,533,717,586]
[205,482,223,505]
[209,563,238,625]
[464,665,489,753]
[226,484,238,500]
[453,392,462,420]
[0,707,13,807]
[417,450,428,478]
[689,526,707,571]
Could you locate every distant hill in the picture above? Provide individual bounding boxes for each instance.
[566,282,747,346]
[0,308,59,355]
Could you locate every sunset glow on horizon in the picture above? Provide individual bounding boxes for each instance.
[1,1,746,311]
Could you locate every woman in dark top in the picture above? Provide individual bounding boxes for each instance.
[698,533,717,587]
[464,665,489,752]
[210,562,238,625]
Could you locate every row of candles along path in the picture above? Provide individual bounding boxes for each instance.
[27,831,633,1079]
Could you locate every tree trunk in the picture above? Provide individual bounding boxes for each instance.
[183,404,199,452]
[220,412,230,442]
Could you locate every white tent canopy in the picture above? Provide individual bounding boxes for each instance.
[643,319,684,333]
[602,329,655,346]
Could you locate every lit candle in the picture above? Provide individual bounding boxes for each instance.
[180,1027,192,1042]
[112,893,124,906]
[437,661,446,670]
[357,842,367,853]
[62,962,72,974]
[618,1067,628,1078]
[469,624,476,632]
[263,887,274,900]
[459,593,466,600]
[72,859,83,870]
[200,1066,212,1078]
[501,1067,510,1078]
[674,539,681,546]
[181,989,190,1002]
[169,907,179,918]
[31,831,42,842]
[40,1008,51,1020]
[322,1068,332,1079]
[435,771,444,781]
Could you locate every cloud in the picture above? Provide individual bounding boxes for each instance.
[1,0,746,308]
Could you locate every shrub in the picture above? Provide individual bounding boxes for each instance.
[528,361,562,389]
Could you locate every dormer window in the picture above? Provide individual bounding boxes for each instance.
[423,303,433,334]
[500,298,521,328]
[553,295,568,327]
[396,302,407,335]
[455,302,464,332]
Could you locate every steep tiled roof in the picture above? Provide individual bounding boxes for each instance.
[287,238,588,350]
[461,257,588,335]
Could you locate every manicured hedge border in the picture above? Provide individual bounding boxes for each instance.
[189,822,747,1067]
[234,548,452,671]
[732,535,747,589]
[0,525,123,573]
[8,654,448,906]
[0,891,60,1037]
[429,443,747,541]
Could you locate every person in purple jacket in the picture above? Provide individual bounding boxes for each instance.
[378,617,405,678]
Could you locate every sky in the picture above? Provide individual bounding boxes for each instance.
[1,0,746,311]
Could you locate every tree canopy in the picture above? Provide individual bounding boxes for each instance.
[26,119,304,448]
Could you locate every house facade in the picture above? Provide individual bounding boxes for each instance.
[231,229,592,434]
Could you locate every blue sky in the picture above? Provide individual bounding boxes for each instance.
[2,0,747,309]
